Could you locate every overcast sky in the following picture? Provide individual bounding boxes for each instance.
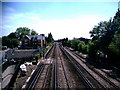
[2,1,119,40]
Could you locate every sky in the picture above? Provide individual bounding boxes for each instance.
[1,1,119,40]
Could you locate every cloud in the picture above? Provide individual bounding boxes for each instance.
[2,25,15,36]
[29,16,41,21]
[3,25,14,28]
[2,11,108,39]
[16,13,24,18]
[3,13,24,24]
[26,14,108,39]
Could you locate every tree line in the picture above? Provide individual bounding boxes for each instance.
[89,9,120,66]
[60,37,89,54]
[61,9,120,67]
[2,27,54,49]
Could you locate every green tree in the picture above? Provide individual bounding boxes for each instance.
[70,40,80,51]
[67,40,72,47]
[89,21,111,50]
[31,29,38,35]
[109,33,120,56]
[2,32,19,48]
[16,27,30,40]
[46,32,54,43]
[8,32,17,39]
[82,45,88,54]
[88,40,97,57]
[78,41,84,52]
[61,38,68,46]
[2,36,19,48]
[2,36,11,47]
[89,9,120,59]
[77,41,88,54]
[11,38,19,48]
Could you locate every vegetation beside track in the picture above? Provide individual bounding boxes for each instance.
[60,9,120,68]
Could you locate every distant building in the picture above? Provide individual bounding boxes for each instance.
[21,35,45,49]
[78,37,90,45]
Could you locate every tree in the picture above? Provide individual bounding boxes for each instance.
[31,29,38,35]
[88,40,97,57]
[82,44,88,54]
[65,39,89,54]
[89,8,120,61]
[78,41,84,52]
[46,32,54,43]
[11,39,19,48]
[67,40,72,47]
[8,32,17,39]
[70,40,80,51]
[109,32,120,56]
[15,27,30,40]
[2,32,19,48]
[2,36,19,48]
[2,36,11,47]
[61,38,68,46]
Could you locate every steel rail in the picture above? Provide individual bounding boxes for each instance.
[49,44,58,90]
[60,46,104,89]
[25,64,45,89]
[41,65,52,89]
[50,60,55,89]
[25,44,55,89]
[72,51,120,89]
[73,49,120,83]
[57,45,71,89]
[54,44,58,90]
[44,44,55,59]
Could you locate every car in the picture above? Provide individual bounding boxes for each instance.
[20,64,27,74]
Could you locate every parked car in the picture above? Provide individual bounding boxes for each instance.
[20,64,27,75]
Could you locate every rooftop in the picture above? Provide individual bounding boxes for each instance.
[24,35,45,40]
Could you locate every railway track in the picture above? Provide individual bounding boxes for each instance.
[55,43,88,89]
[73,51,120,88]
[64,47,120,89]
[34,60,53,89]
[25,64,45,89]
[57,44,70,89]
[50,43,70,89]
[50,44,58,89]
[24,44,55,89]
[50,43,89,89]
[60,46,104,89]
[24,43,120,89]
[50,58,58,89]
[44,44,55,59]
